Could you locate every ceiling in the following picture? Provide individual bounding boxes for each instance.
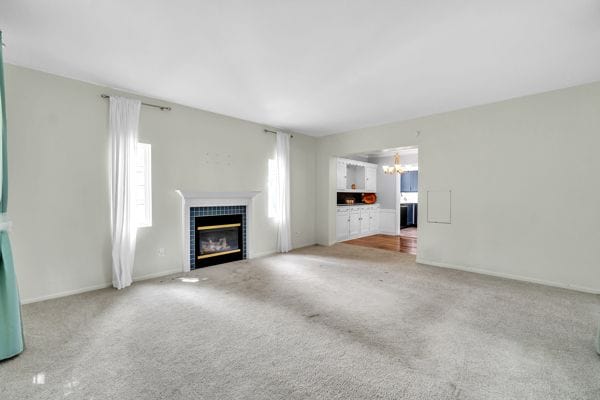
[1,1,599,136]
[355,147,418,159]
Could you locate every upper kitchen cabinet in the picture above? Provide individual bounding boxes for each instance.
[401,170,419,192]
[411,170,418,192]
[346,163,366,191]
[336,159,347,190]
[336,158,377,192]
[400,172,410,192]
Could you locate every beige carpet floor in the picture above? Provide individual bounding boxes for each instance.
[1,244,599,399]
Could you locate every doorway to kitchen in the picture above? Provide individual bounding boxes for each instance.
[336,146,418,255]
[397,147,419,254]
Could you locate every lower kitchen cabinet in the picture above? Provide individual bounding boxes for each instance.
[349,210,361,237]
[336,211,351,241]
[336,204,380,241]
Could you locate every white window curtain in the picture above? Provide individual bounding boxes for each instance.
[109,96,141,289]
[275,132,292,252]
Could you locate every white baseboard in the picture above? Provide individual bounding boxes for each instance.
[21,282,112,304]
[293,241,318,250]
[416,258,600,295]
[21,268,185,304]
[248,242,318,259]
[250,250,277,259]
[133,268,183,282]
[21,246,308,304]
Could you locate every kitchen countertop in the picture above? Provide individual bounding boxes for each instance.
[337,203,379,206]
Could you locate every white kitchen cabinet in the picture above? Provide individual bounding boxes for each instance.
[365,165,377,192]
[346,163,365,191]
[360,209,370,234]
[349,210,361,236]
[336,158,377,192]
[336,210,350,241]
[336,160,347,190]
[336,205,380,242]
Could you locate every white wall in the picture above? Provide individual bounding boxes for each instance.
[317,82,600,293]
[7,62,600,299]
[6,65,317,303]
[397,152,418,167]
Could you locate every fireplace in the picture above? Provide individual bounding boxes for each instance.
[176,190,257,272]
[195,214,244,268]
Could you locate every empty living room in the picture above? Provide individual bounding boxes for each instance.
[1,1,600,399]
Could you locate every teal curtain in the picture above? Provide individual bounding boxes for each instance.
[0,31,24,360]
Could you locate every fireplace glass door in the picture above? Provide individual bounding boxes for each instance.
[198,224,240,258]
[195,214,244,267]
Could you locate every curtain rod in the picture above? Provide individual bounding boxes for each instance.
[264,129,293,138]
[100,94,172,111]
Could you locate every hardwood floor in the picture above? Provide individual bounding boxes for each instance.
[399,227,417,238]
[344,228,418,255]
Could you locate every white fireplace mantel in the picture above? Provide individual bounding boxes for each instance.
[176,190,260,272]
[176,190,260,202]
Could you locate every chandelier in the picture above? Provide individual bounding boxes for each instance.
[382,153,404,175]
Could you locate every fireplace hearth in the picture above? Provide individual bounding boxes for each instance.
[195,214,244,268]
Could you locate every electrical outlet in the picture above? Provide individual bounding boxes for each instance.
[158,248,165,256]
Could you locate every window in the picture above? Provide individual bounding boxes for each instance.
[134,143,152,227]
[268,158,278,220]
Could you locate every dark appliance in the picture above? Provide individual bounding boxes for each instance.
[400,204,408,229]
[401,204,418,228]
